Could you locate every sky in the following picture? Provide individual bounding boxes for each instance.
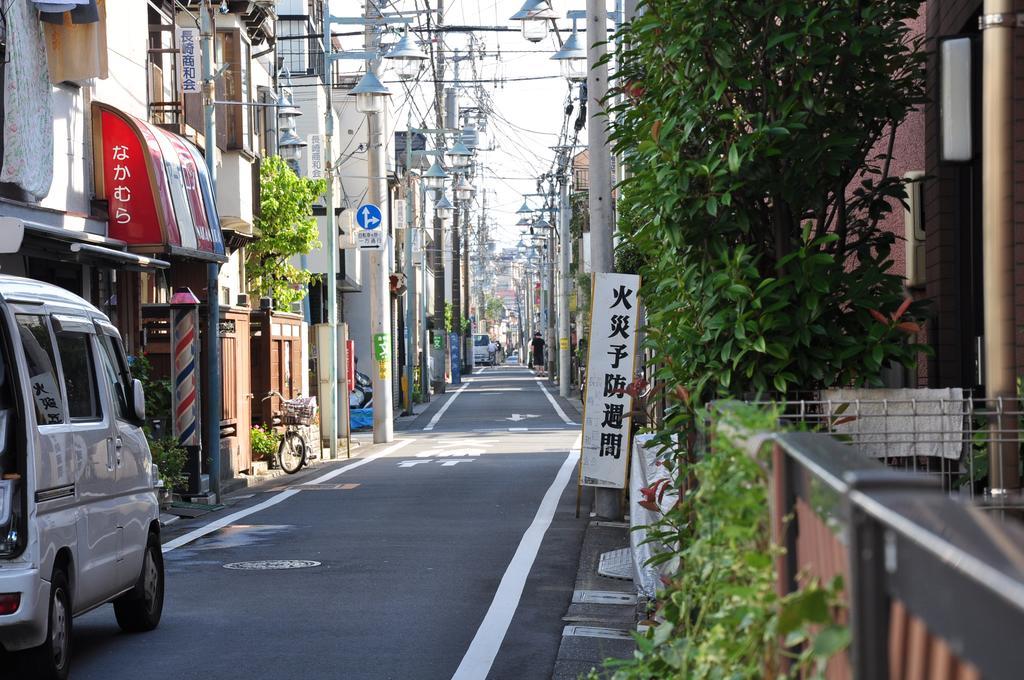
[329,0,596,250]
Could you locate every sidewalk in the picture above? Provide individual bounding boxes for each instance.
[552,377,638,679]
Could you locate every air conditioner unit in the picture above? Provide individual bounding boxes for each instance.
[904,171,925,288]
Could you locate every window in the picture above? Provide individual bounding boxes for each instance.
[97,333,129,419]
[16,315,64,426]
[216,29,253,151]
[54,333,101,422]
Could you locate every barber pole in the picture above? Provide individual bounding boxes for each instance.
[170,288,201,447]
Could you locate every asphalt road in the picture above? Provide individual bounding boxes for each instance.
[67,364,587,680]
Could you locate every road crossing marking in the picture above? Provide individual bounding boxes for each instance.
[397,460,431,468]
[451,436,582,680]
[441,460,472,466]
[505,413,538,422]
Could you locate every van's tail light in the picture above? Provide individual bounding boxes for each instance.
[0,593,20,615]
[0,479,19,556]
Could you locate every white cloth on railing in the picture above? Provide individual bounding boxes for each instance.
[630,434,677,599]
[820,387,965,459]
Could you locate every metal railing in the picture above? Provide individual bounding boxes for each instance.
[713,407,1024,679]
[735,390,1024,498]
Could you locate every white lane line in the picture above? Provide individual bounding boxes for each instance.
[163,439,414,554]
[423,381,472,431]
[303,439,414,485]
[162,490,300,554]
[535,378,576,426]
[451,437,581,680]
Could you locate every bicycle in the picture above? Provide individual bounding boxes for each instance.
[263,391,318,474]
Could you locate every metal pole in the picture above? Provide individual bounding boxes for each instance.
[420,179,430,401]
[199,0,221,500]
[462,199,472,370]
[982,1,1018,492]
[322,1,339,460]
[587,0,619,518]
[559,173,571,398]
[365,6,394,444]
[404,113,416,415]
[548,194,557,380]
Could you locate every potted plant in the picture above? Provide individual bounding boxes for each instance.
[250,424,280,473]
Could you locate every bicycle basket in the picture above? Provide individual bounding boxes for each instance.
[281,396,317,426]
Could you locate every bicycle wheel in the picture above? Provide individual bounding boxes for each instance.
[277,431,306,474]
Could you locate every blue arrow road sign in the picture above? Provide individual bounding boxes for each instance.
[356,203,382,230]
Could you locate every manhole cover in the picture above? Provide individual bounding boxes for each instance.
[223,560,321,570]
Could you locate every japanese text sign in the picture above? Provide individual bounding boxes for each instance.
[176,27,200,94]
[581,273,641,489]
[307,134,324,179]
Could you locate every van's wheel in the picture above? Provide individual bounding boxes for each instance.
[113,532,164,632]
[22,567,71,680]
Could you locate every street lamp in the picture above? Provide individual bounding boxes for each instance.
[349,68,390,114]
[435,192,454,220]
[424,159,447,190]
[551,16,587,82]
[384,28,427,81]
[511,0,556,43]
[516,199,533,214]
[447,140,474,169]
[455,176,475,201]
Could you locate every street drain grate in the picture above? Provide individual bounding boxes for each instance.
[591,520,629,529]
[597,548,634,581]
[223,560,321,570]
[562,625,634,640]
[572,590,637,605]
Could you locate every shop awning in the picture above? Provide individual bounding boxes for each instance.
[91,102,227,263]
[15,219,169,270]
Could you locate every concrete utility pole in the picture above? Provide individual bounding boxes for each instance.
[403,113,416,415]
[981,0,1019,492]
[558,162,571,398]
[430,0,447,395]
[587,0,619,519]
[547,187,557,380]
[199,0,221,500]
[365,1,394,443]
[320,0,340,461]
[446,87,462,380]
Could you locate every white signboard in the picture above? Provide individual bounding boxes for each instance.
[176,27,200,94]
[357,229,384,249]
[307,134,324,179]
[581,272,641,488]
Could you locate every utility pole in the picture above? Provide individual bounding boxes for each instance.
[320,1,340,461]
[446,80,462,381]
[558,158,571,398]
[587,0,619,519]
[981,0,1018,492]
[429,0,447,395]
[403,112,416,415]
[547,184,557,380]
[365,0,394,443]
[199,0,221,501]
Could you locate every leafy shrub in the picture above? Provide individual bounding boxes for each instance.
[149,435,188,491]
[250,425,280,463]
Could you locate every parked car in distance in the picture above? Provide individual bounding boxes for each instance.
[0,275,164,680]
[473,334,491,365]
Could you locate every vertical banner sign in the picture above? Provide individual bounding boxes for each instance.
[581,273,642,488]
[346,339,356,393]
[449,332,461,385]
[307,134,324,179]
[373,333,390,380]
[171,297,202,447]
[176,27,200,94]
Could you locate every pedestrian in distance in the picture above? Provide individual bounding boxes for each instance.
[531,332,546,377]
[487,339,497,365]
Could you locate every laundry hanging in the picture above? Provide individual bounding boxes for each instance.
[41,0,107,83]
[1,0,54,200]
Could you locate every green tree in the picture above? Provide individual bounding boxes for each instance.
[248,156,325,311]
[610,0,929,402]
[484,296,505,323]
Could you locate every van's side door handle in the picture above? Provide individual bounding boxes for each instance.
[114,436,123,466]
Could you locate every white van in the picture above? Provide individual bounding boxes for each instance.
[0,275,163,679]
[473,334,491,366]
